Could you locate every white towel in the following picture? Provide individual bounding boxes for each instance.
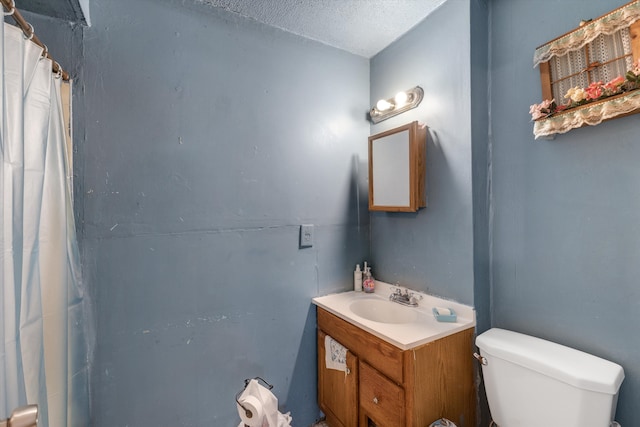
[324,335,347,372]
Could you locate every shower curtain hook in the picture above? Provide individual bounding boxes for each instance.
[53,62,62,79]
[41,44,48,59]
[24,23,35,40]
[3,0,15,16]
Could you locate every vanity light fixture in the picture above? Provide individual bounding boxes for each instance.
[368,86,424,124]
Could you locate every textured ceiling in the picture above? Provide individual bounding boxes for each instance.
[198,0,448,58]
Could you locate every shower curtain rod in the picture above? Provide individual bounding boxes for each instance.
[1,0,70,81]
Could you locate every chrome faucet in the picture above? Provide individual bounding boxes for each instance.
[389,286,422,307]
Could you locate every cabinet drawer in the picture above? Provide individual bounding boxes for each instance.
[360,361,404,427]
[317,308,404,384]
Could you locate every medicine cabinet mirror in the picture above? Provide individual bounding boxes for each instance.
[368,121,426,212]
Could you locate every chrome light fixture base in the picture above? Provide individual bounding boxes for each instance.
[368,86,424,124]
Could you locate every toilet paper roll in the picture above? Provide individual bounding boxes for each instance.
[237,395,264,427]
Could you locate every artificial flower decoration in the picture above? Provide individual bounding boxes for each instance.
[585,82,603,100]
[529,98,556,120]
[626,58,640,85]
[565,86,588,103]
[530,58,640,121]
[604,75,626,92]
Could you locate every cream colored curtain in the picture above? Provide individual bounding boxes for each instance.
[1,22,89,426]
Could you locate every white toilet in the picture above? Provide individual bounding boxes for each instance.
[475,328,625,427]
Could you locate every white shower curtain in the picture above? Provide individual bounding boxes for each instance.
[1,23,90,426]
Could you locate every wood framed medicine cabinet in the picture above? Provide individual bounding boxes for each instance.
[368,121,426,212]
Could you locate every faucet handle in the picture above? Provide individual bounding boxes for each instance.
[389,286,402,301]
[409,293,423,305]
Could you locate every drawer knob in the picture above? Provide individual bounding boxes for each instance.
[373,397,379,404]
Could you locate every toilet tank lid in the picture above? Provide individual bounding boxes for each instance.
[476,328,624,395]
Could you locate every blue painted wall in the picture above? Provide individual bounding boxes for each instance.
[469,0,490,337]
[75,0,369,425]
[369,0,476,307]
[469,1,491,424]
[490,0,640,425]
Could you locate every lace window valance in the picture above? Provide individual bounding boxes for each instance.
[533,90,640,139]
[533,0,640,67]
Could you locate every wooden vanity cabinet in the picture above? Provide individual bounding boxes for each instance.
[317,308,475,427]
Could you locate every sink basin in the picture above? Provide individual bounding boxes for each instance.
[312,282,475,350]
[349,298,419,324]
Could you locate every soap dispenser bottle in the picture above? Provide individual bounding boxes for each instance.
[362,266,375,293]
[354,264,362,292]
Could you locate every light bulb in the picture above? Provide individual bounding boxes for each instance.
[376,99,394,111]
[394,91,408,106]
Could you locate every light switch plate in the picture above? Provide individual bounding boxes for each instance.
[300,224,314,248]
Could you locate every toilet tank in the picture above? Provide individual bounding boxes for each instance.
[476,328,624,427]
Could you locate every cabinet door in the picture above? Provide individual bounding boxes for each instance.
[368,121,426,212]
[318,330,358,427]
[359,361,405,427]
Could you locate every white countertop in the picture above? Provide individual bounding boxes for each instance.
[312,281,475,350]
